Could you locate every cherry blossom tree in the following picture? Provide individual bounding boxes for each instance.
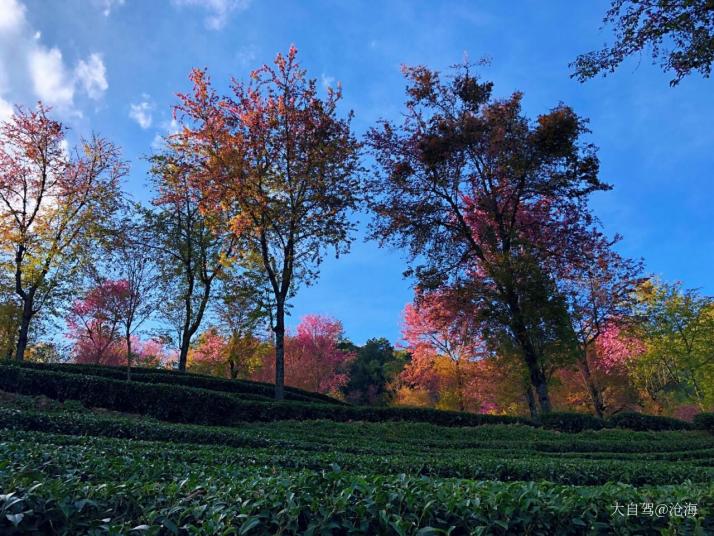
[66,279,126,365]
[251,314,355,395]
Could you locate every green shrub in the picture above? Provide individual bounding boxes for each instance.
[540,412,604,432]
[0,364,530,427]
[15,361,345,405]
[608,412,692,431]
[694,412,714,433]
[0,365,240,425]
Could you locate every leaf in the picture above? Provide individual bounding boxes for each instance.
[6,513,24,527]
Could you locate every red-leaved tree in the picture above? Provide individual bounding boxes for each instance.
[367,62,610,416]
[252,314,354,395]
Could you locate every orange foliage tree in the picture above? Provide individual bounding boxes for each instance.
[171,47,362,399]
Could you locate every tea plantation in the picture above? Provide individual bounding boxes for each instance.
[0,364,712,534]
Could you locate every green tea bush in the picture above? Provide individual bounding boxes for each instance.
[0,365,529,427]
[14,361,344,405]
[541,412,604,432]
[608,412,692,431]
[694,412,714,433]
[1,432,711,535]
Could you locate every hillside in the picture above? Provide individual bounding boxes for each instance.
[0,365,712,534]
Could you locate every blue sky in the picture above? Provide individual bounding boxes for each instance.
[1,0,712,345]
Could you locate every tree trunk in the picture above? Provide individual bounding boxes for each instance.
[579,347,605,419]
[14,300,33,362]
[126,333,132,381]
[522,346,551,414]
[455,361,465,412]
[533,372,551,414]
[273,301,285,400]
[525,385,538,421]
[178,334,190,372]
[229,360,238,380]
[505,289,552,415]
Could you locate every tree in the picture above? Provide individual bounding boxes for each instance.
[367,63,608,415]
[173,46,362,399]
[573,0,714,86]
[110,237,157,380]
[341,338,407,405]
[251,314,355,395]
[0,104,125,361]
[187,326,228,376]
[187,326,269,379]
[558,237,644,417]
[66,279,126,365]
[0,296,21,360]
[629,281,714,412]
[219,277,271,379]
[148,152,237,371]
[400,293,487,412]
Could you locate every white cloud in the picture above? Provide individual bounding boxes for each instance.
[94,0,125,17]
[0,0,109,115]
[29,47,75,109]
[151,118,180,150]
[0,0,26,34]
[0,95,13,121]
[235,44,257,67]
[321,73,335,90]
[75,53,108,100]
[172,0,251,30]
[129,96,153,129]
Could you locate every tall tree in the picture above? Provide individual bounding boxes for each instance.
[367,63,608,415]
[401,293,487,412]
[573,0,714,85]
[110,235,157,380]
[148,153,236,371]
[0,104,125,361]
[173,46,362,399]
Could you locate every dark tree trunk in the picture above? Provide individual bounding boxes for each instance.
[579,348,605,419]
[178,335,190,372]
[14,300,33,362]
[517,331,552,415]
[455,361,465,412]
[274,301,285,400]
[126,333,132,381]
[506,289,552,415]
[525,385,538,421]
[229,360,239,380]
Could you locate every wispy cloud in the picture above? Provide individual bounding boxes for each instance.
[171,0,251,30]
[151,118,180,150]
[75,53,108,101]
[129,95,154,129]
[93,0,126,17]
[235,44,257,67]
[0,0,109,116]
[321,73,335,90]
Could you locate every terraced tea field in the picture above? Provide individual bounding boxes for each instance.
[0,365,712,534]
